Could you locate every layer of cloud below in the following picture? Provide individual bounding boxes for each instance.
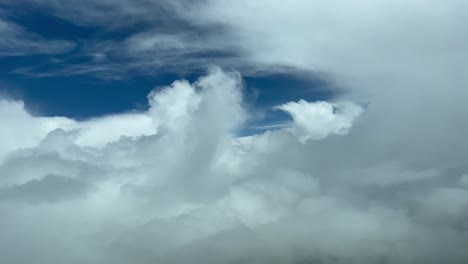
[1,68,467,264]
[1,0,468,263]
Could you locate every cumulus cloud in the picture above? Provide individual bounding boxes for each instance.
[0,99,155,159]
[0,174,90,204]
[1,68,468,264]
[1,0,468,263]
[275,100,363,142]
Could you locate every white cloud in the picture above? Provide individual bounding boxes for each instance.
[0,17,75,56]
[1,0,468,262]
[75,114,156,148]
[275,100,363,142]
[0,99,75,160]
[2,68,468,263]
[0,99,156,159]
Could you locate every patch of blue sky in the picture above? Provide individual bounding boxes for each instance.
[0,5,338,135]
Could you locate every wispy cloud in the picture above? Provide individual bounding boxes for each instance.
[0,17,75,56]
[0,0,254,78]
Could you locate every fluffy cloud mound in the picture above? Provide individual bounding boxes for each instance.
[0,68,362,264]
[1,68,468,264]
[0,68,468,263]
[0,99,155,160]
[276,100,363,142]
[1,0,468,263]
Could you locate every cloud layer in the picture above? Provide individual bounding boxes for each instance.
[1,0,468,263]
[1,67,468,264]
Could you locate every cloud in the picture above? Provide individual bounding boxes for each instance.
[0,99,155,160]
[0,17,75,56]
[0,174,90,204]
[275,100,363,142]
[3,0,467,81]
[2,0,192,28]
[0,0,245,77]
[1,0,468,263]
[1,68,468,263]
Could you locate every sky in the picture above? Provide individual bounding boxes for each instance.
[1,1,468,264]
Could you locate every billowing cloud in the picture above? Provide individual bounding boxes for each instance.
[1,0,468,263]
[1,68,468,263]
[275,100,363,142]
[0,99,155,160]
[0,174,90,204]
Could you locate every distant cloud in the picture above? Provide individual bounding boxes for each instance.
[0,0,247,78]
[275,100,363,142]
[3,0,467,80]
[0,17,75,56]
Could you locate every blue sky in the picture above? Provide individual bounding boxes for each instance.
[0,1,336,127]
